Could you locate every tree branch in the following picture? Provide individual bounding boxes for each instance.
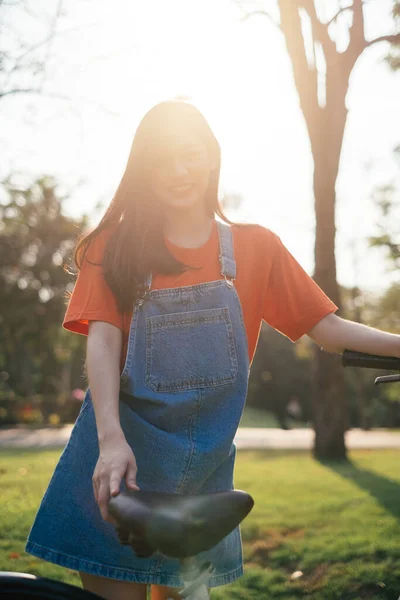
[0,88,120,118]
[38,0,64,92]
[240,9,281,32]
[344,0,365,75]
[278,0,319,143]
[302,0,336,63]
[365,33,400,48]
[352,0,365,40]
[327,6,353,28]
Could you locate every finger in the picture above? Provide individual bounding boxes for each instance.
[105,512,118,526]
[109,473,122,497]
[92,475,99,503]
[97,481,110,520]
[125,462,139,490]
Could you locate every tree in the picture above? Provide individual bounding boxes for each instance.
[368,160,400,425]
[0,175,88,423]
[369,145,400,268]
[0,0,65,103]
[249,323,314,427]
[235,0,400,459]
[0,0,117,119]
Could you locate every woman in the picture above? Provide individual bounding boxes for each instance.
[25,99,400,600]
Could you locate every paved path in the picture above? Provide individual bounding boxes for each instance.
[0,426,399,450]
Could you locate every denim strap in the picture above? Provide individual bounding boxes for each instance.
[217,221,236,280]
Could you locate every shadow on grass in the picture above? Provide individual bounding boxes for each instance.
[319,458,400,521]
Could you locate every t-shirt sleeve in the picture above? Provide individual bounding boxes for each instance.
[63,230,123,336]
[262,232,338,342]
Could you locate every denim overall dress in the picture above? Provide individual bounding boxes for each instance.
[25,221,250,589]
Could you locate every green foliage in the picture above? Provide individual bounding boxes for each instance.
[247,283,400,429]
[369,183,400,268]
[369,284,400,334]
[248,324,313,427]
[0,175,88,424]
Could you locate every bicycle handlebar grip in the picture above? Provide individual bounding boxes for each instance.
[342,350,400,371]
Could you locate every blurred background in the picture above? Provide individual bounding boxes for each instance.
[0,0,399,444]
[1,2,400,596]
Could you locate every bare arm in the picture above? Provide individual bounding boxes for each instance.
[87,321,139,522]
[87,321,124,445]
[307,313,400,358]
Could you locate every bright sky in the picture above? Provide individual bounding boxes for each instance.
[2,0,400,294]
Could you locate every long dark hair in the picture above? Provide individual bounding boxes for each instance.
[74,99,237,313]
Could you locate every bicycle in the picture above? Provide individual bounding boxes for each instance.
[342,349,400,385]
[1,348,399,599]
[1,486,254,599]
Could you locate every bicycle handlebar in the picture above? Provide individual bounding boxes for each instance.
[342,350,400,371]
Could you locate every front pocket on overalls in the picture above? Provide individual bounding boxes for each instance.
[145,307,238,392]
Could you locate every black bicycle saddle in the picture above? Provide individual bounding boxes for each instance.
[108,489,254,559]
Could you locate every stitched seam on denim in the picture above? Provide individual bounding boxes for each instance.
[148,566,244,587]
[120,302,141,383]
[208,566,243,586]
[149,564,244,588]
[147,377,236,393]
[146,371,236,392]
[147,307,230,330]
[26,541,243,586]
[74,391,92,420]
[175,413,195,494]
[175,390,200,494]
[141,279,227,299]
[225,307,239,376]
[237,521,244,566]
[145,566,244,588]
[145,317,152,392]
[25,540,156,576]
[232,284,251,367]
[150,314,228,328]
[218,222,236,279]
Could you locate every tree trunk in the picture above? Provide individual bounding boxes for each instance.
[311,74,349,460]
[312,350,347,459]
[277,0,353,459]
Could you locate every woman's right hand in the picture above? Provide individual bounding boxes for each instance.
[92,434,140,523]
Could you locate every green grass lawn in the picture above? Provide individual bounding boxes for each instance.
[1,448,399,599]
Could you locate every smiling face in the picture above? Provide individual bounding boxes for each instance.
[133,102,219,218]
[147,127,216,214]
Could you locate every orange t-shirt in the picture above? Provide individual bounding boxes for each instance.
[63,220,338,370]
